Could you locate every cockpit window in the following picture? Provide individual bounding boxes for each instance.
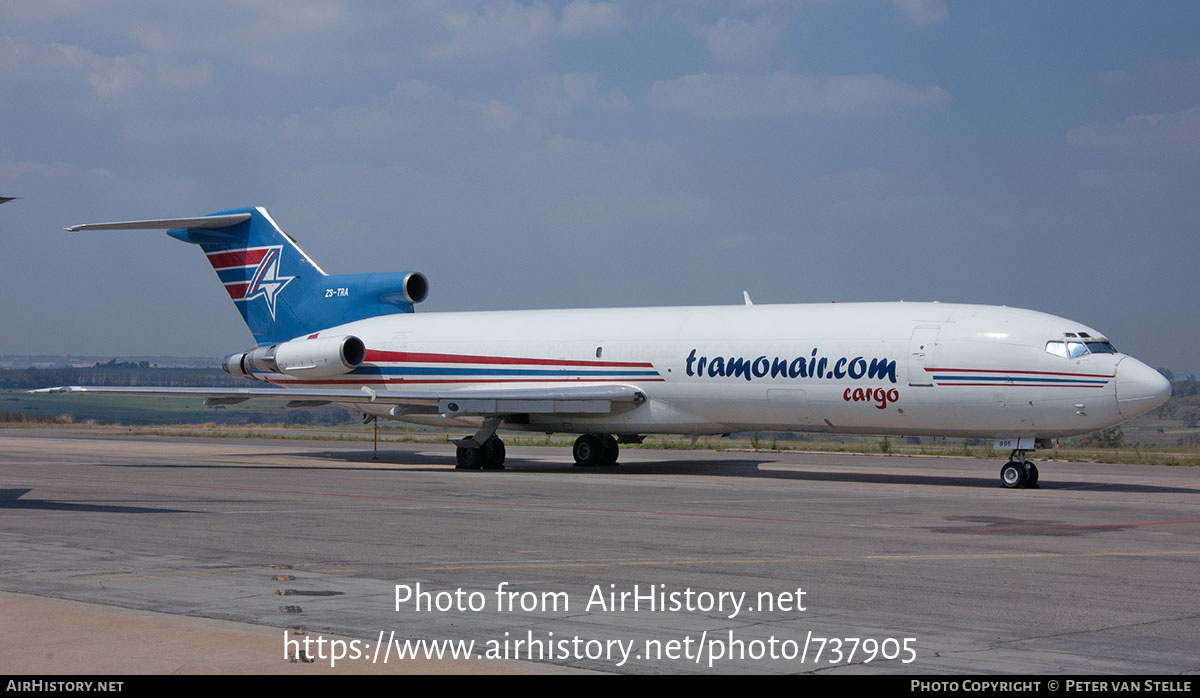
[1047,339,1118,358]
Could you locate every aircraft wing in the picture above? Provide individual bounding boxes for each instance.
[30,384,647,416]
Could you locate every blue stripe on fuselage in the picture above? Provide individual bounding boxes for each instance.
[933,375,1109,384]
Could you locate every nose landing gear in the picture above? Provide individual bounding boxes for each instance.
[1000,450,1039,489]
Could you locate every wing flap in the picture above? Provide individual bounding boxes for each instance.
[438,398,614,416]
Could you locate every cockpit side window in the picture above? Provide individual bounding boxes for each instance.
[1048,338,1118,358]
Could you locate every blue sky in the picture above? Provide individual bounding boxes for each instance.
[1,1,1197,373]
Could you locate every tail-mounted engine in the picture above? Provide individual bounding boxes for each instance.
[223,335,366,379]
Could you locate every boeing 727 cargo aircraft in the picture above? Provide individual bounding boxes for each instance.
[44,207,1172,488]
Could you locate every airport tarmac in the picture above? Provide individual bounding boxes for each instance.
[1,429,1197,675]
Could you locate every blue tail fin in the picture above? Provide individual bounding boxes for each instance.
[167,207,428,345]
[68,206,427,345]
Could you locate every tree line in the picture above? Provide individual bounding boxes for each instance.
[0,365,248,389]
[1156,371,1200,429]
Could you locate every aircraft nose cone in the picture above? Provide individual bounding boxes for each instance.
[1115,358,1172,418]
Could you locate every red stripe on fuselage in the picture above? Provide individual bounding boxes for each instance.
[225,282,249,299]
[265,378,666,385]
[363,349,654,368]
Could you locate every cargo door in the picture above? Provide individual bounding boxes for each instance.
[908,326,940,386]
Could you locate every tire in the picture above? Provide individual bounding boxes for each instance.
[456,446,483,470]
[1000,461,1024,489]
[600,435,619,466]
[482,438,506,470]
[1024,462,1039,487]
[573,434,606,467]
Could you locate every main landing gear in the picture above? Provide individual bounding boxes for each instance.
[1000,450,1039,489]
[454,416,506,470]
[573,434,620,467]
[456,435,506,470]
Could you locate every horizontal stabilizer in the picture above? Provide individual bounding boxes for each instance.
[64,213,251,232]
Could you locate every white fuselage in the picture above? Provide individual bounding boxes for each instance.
[254,302,1168,441]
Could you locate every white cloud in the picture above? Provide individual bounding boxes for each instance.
[273,88,538,147]
[649,71,948,118]
[519,73,631,118]
[85,53,215,103]
[888,0,948,26]
[428,1,557,61]
[0,158,112,185]
[1094,58,1200,88]
[559,0,624,35]
[701,16,786,69]
[0,1,379,79]
[1,2,616,76]
[473,99,524,133]
[0,36,214,106]
[1067,107,1200,154]
[424,0,621,62]
[121,115,272,145]
[278,104,415,146]
[391,79,448,102]
[120,77,537,152]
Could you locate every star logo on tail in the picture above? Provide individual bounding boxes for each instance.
[243,246,294,321]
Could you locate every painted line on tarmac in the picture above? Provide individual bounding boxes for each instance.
[415,549,1200,571]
